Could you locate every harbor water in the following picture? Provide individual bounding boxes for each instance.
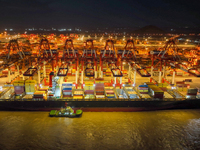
[0,110,200,150]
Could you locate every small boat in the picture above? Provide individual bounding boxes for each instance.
[49,106,83,117]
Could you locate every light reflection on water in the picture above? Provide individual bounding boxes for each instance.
[0,110,200,150]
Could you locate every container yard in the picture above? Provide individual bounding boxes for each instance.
[0,33,200,111]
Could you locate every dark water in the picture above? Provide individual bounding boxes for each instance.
[0,110,200,150]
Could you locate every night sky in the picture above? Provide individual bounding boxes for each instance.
[0,0,199,29]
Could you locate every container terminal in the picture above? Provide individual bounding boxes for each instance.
[0,33,200,111]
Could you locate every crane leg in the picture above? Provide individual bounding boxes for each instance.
[134,69,136,86]
[151,66,154,76]
[159,71,162,83]
[8,68,11,83]
[38,69,40,84]
[172,70,175,84]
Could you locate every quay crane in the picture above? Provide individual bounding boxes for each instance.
[150,38,200,85]
[163,39,200,77]
[5,39,25,62]
[58,39,78,85]
[82,39,97,79]
[0,39,30,83]
[100,39,123,86]
[38,37,58,71]
[150,38,182,84]
[39,37,57,59]
[23,37,58,85]
[118,39,150,86]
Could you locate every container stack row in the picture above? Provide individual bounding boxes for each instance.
[95,78,105,99]
[14,80,24,94]
[157,83,168,92]
[147,83,164,99]
[105,87,115,98]
[84,81,95,99]
[176,81,188,92]
[73,89,84,99]
[47,86,54,99]
[25,80,37,95]
[138,85,148,94]
[138,84,151,99]
[62,82,73,98]
[33,91,47,100]
[13,80,25,99]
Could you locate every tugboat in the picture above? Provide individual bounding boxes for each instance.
[49,106,83,117]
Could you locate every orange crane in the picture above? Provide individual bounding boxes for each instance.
[150,38,180,84]
[82,39,97,78]
[58,39,78,84]
[150,38,200,85]
[100,39,122,87]
[0,39,29,83]
[38,37,58,71]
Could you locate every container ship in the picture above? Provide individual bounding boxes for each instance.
[0,35,200,111]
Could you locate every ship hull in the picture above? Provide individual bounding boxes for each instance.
[0,100,200,111]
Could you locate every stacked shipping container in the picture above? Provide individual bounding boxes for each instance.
[144,82,164,99]
[176,81,188,92]
[95,78,105,99]
[33,91,47,100]
[73,89,84,99]
[148,85,164,99]
[62,82,73,98]
[25,80,37,94]
[105,87,115,98]
[84,81,95,99]
[13,80,25,99]
[138,85,148,94]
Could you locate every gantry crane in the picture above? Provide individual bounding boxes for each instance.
[58,39,78,85]
[38,37,58,70]
[23,37,58,85]
[150,38,200,85]
[81,39,97,85]
[117,39,150,86]
[150,38,180,84]
[0,39,29,83]
[100,39,123,86]
[6,39,25,62]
